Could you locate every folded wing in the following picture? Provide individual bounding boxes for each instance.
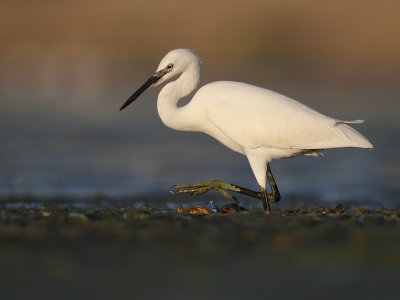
[197,81,372,150]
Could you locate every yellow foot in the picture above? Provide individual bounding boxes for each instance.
[171,180,241,202]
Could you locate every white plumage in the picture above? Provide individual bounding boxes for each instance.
[120,48,372,213]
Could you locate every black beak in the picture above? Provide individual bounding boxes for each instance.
[120,73,163,111]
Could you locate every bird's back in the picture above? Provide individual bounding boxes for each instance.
[190,81,372,152]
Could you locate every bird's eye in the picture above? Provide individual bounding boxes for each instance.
[167,64,174,70]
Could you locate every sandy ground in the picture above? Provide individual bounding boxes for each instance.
[0,199,399,300]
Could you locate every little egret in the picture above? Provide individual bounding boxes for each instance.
[120,49,373,213]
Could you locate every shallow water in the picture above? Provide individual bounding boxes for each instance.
[0,83,399,208]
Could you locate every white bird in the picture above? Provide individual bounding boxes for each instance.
[120,49,373,213]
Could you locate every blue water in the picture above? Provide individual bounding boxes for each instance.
[0,83,399,208]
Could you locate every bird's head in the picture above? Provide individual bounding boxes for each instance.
[120,49,201,111]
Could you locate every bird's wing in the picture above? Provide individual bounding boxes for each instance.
[195,81,372,150]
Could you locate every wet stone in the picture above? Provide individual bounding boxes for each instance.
[219,203,239,214]
[350,208,371,215]
[67,212,88,221]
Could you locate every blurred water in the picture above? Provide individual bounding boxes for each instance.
[0,81,399,208]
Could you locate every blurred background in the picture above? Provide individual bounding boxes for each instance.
[0,0,399,207]
[1,2,400,299]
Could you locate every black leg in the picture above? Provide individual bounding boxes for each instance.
[229,164,281,204]
[260,186,271,213]
[266,163,281,203]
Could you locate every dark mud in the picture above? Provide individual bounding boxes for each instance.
[0,200,399,300]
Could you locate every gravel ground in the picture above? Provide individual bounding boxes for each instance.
[0,200,399,300]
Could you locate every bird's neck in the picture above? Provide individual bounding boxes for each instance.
[157,66,200,131]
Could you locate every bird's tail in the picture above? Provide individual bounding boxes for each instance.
[333,120,373,149]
